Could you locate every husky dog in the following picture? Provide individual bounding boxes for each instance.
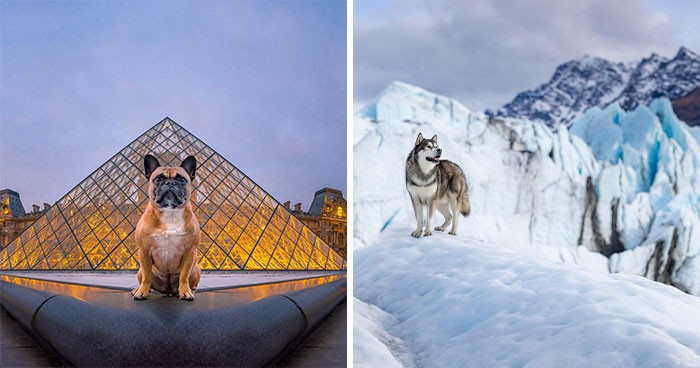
[406,133,471,237]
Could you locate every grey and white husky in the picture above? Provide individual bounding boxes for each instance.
[406,133,471,237]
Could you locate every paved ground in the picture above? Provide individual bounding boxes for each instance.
[0,300,347,367]
[0,308,64,367]
[274,299,347,367]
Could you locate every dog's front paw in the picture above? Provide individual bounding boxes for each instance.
[448,230,457,236]
[434,226,445,232]
[423,230,433,237]
[179,289,195,301]
[132,287,149,300]
[410,230,422,238]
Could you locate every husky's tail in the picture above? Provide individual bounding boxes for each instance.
[459,185,471,217]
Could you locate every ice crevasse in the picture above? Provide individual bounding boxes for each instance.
[354,81,700,295]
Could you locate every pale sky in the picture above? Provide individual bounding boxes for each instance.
[1,0,347,210]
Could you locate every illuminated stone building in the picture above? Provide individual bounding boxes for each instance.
[286,188,347,258]
[0,118,345,271]
[0,189,49,247]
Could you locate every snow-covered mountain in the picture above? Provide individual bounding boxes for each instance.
[354,81,700,295]
[492,47,700,127]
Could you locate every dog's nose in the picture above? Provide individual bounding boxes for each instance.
[437,148,442,154]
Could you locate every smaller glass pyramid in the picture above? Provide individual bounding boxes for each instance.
[0,118,346,271]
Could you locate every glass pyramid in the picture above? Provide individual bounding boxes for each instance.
[0,118,346,271]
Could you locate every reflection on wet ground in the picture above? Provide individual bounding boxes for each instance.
[0,271,346,309]
[0,270,344,291]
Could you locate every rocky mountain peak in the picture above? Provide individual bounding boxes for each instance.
[675,46,699,60]
[493,47,700,128]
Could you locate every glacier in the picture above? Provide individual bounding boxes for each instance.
[354,81,700,295]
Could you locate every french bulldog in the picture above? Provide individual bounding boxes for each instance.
[132,154,201,301]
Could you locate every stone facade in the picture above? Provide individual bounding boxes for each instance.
[0,189,48,247]
[287,188,347,258]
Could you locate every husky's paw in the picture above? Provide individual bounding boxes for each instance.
[434,226,445,232]
[449,230,457,236]
[411,230,422,238]
[423,230,433,237]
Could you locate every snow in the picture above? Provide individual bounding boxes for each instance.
[360,81,472,125]
[355,225,700,367]
[354,297,413,368]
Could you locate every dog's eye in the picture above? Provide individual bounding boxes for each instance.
[153,176,163,183]
[176,176,187,183]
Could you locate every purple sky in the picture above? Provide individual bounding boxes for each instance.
[0,0,346,212]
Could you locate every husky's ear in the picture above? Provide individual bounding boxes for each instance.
[431,135,438,144]
[180,156,197,181]
[144,155,161,180]
[415,133,424,146]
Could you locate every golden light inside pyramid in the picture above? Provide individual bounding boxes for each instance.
[0,118,346,271]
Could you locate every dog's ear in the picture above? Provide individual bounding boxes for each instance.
[180,156,197,181]
[415,133,424,146]
[144,155,161,180]
[431,135,438,144]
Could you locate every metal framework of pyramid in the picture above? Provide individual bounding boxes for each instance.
[0,118,346,271]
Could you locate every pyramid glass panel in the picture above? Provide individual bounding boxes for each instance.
[0,118,345,271]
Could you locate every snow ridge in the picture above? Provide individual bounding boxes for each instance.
[354,298,415,368]
[492,47,700,127]
[355,226,700,367]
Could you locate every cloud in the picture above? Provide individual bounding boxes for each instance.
[355,0,682,111]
